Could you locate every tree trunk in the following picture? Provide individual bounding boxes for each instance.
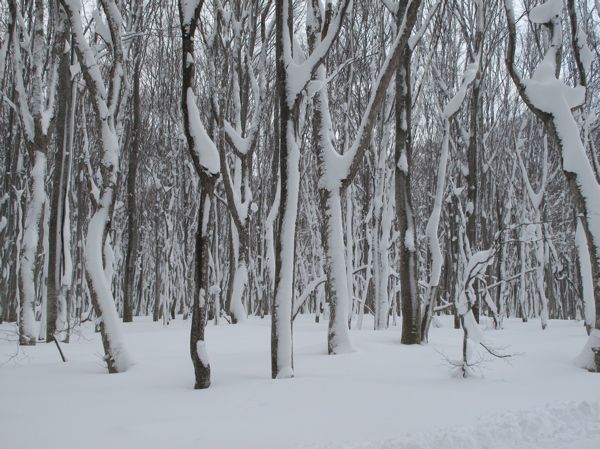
[47,39,72,342]
[190,181,213,389]
[85,186,132,373]
[271,0,296,379]
[395,46,420,344]
[19,149,47,345]
[123,61,142,323]
[153,212,161,322]
[321,189,352,353]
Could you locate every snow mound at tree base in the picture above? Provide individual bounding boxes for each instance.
[307,401,600,449]
[575,330,600,371]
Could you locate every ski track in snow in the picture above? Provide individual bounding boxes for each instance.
[303,401,600,449]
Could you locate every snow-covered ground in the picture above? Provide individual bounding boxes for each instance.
[1,315,599,449]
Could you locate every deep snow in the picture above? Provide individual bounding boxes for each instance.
[1,315,599,449]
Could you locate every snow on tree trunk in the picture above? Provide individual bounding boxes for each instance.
[516,136,549,329]
[395,32,420,345]
[190,188,213,389]
[271,0,350,377]
[9,0,63,345]
[322,189,353,354]
[421,120,450,342]
[228,222,247,324]
[576,218,595,334]
[61,0,132,373]
[180,0,221,388]
[307,7,353,353]
[456,248,496,376]
[374,194,391,330]
[230,258,248,324]
[85,190,132,372]
[48,29,73,342]
[422,53,479,341]
[272,117,298,379]
[518,222,529,322]
[18,150,46,345]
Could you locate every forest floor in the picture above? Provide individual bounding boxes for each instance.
[1,314,599,449]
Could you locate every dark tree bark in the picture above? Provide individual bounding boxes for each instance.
[0,81,20,324]
[465,3,484,323]
[152,211,161,322]
[123,54,142,323]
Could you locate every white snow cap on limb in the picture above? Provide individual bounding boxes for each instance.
[92,9,112,45]
[576,29,593,77]
[284,0,350,106]
[186,88,220,175]
[529,0,562,23]
[443,62,478,118]
[525,55,586,112]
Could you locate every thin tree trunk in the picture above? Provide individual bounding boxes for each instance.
[123,60,142,323]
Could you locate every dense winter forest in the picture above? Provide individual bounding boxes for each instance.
[1,0,599,447]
